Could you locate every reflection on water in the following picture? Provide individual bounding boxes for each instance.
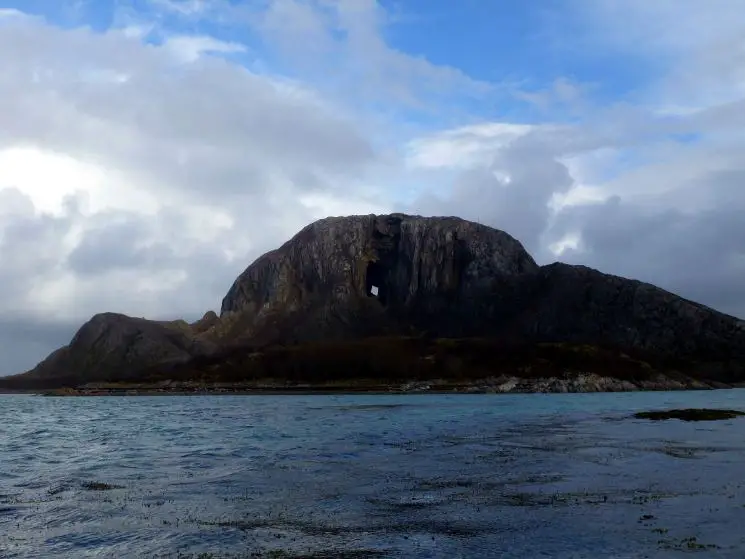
[1,391,745,558]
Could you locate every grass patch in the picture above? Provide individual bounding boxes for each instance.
[634,409,745,422]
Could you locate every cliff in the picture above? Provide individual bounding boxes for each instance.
[4,213,745,389]
[213,214,745,366]
[214,213,538,343]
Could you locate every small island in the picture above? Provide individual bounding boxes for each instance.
[2,213,744,394]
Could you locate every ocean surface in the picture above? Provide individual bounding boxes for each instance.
[2,391,745,558]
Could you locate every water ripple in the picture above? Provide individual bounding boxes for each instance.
[1,391,745,557]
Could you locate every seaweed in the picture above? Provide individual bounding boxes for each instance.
[634,409,745,422]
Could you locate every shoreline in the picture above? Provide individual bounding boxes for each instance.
[13,373,735,397]
[35,388,735,397]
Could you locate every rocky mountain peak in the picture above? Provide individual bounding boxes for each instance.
[219,213,537,326]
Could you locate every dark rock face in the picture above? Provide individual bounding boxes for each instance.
[507,263,745,359]
[10,213,745,384]
[217,214,745,366]
[217,213,538,342]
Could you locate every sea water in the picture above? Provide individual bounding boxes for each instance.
[2,390,745,558]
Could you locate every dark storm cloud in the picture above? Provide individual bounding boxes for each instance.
[0,316,79,375]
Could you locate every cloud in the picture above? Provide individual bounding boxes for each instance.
[133,0,493,115]
[0,8,30,21]
[150,0,212,17]
[162,34,247,63]
[410,129,574,258]
[408,106,745,320]
[250,0,494,112]
[403,0,745,319]
[0,315,79,376]
[0,190,77,317]
[405,123,536,170]
[572,0,745,55]
[0,21,378,199]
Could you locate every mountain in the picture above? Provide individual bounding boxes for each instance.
[3,213,745,391]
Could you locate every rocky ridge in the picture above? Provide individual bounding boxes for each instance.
[3,213,745,390]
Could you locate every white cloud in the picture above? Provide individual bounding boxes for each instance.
[252,0,494,110]
[163,34,247,63]
[0,146,157,216]
[0,8,29,21]
[150,0,211,16]
[574,0,745,55]
[548,232,581,257]
[405,123,535,170]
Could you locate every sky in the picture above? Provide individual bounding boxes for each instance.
[1,0,745,374]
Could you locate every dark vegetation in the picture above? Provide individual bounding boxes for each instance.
[0,337,724,391]
[634,409,745,421]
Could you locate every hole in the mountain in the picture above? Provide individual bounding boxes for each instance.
[365,261,387,305]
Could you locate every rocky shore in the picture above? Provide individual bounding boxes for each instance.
[39,372,731,396]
